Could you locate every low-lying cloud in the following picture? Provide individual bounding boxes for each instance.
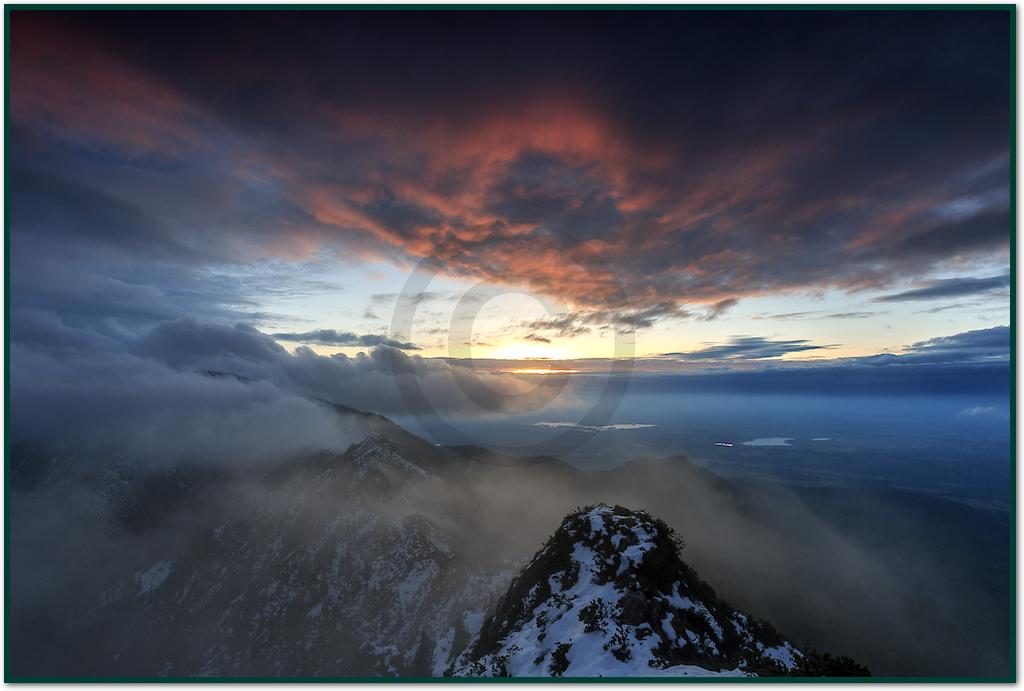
[272,329,419,350]
[10,313,568,466]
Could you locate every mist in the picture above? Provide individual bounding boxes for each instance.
[10,313,573,465]
[8,315,1011,678]
[10,416,1010,677]
[457,455,1010,677]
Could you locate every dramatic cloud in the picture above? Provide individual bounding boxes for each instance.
[874,274,1010,302]
[11,346,364,467]
[8,11,1012,330]
[5,13,1012,683]
[9,314,571,464]
[272,329,419,350]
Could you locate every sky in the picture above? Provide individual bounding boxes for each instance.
[9,10,1012,380]
[5,14,1014,681]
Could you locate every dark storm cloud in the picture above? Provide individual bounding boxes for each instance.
[856,326,1009,366]
[272,329,419,350]
[482,151,625,242]
[664,336,837,361]
[873,274,1010,302]
[8,10,1012,328]
[9,163,198,262]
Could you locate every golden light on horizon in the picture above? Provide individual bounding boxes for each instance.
[484,341,574,362]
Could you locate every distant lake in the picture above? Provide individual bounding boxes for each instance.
[394,387,1011,507]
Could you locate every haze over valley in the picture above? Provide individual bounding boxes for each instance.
[7,8,1013,680]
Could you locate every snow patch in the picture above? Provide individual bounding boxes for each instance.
[138,561,172,596]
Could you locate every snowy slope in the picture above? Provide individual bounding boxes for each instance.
[12,403,867,678]
[51,435,513,677]
[449,504,802,678]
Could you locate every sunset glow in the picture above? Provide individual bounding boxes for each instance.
[7,8,1013,681]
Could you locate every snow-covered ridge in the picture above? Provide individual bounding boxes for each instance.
[343,435,434,480]
[70,435,509,677]
[449,504,802,678]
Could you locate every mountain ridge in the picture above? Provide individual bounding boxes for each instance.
[448,504,819,678]
[12,398,993,677]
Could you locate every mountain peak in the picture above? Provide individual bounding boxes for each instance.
[343,434,434,481]
[449,504,803,678]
